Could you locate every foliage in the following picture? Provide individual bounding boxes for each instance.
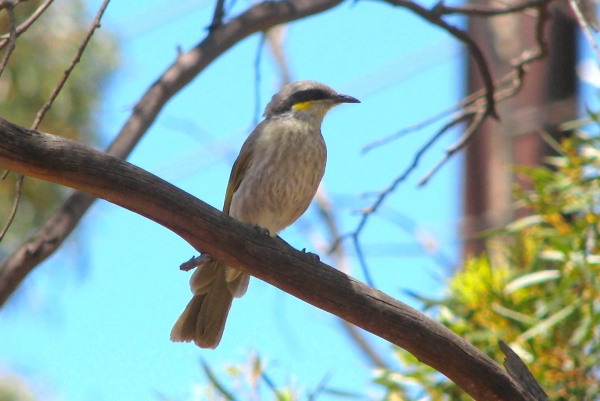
[0,374,37,401]
[0,0,117,253]
[375,131,600,400]
[189,354,362,401]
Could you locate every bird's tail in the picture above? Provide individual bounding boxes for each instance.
[170,255,249,349]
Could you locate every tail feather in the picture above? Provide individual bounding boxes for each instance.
[227,271,250,298]
[171,258,241,349]
[190,257,221,294]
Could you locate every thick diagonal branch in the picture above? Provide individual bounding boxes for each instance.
[0,117,540,401]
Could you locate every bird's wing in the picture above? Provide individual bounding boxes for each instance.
[222,123,263,214]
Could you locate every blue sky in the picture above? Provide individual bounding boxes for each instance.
[1,0,464,399]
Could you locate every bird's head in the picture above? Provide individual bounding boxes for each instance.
[263,80,360,124]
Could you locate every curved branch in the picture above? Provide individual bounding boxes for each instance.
[0,0,345,307]
[0,117,538,401]
[381,0,498,119]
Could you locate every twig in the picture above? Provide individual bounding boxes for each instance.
[418,111,485,186]
[568,0,600,67]
[0,4,21,238]
[332,112,475,275]
[362,104,458,153]
[352,234,374,286]
[383,0,498,120]
[0,174,22,242]
[0,0,54,50]
[31,0,111,129]
[313,189,389,369]
[346,3,551,264]
[208,0,226,31]
[417,3,549,186]
[0,4,16,78]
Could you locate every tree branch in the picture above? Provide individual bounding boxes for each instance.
[0,0,345,307]
[0,0,54,50]
[0,117,538,401]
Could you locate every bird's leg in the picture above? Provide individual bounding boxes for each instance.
[251,224,271,237]
[180,255,203,271]
[179,254,212,271]
[273,235,320,262]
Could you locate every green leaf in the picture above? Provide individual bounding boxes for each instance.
[261,371,286,401]
[569,306,591,346]
[321,388,364,399]
[308,372,332,401]
[504,270,561,294]
[200,358,236,401]
[491,303,538,325]
[517,302,579,342]
[505,215,545,232]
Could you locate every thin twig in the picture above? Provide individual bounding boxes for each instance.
[0,5,17,78]
[313,189,390,368]
[418,111,485,186]
[208,0,226,31]
[0,0,54,50]
[330,112,475,272]
[568,0,600,67]
[416,3,549,186]
[0,3,21,236]
[31,0,111,129]
[0,174,23,242]
[362,105,458,153]
[342,2,551,272]
[352,234,374,286]
[383,0,498,120]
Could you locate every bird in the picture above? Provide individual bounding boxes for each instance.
[170,80,360,349]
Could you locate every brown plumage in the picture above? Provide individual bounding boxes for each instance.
[170,80,359,348]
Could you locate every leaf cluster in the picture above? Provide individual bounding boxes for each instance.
[0,0,117,253]
[376,132,600,400]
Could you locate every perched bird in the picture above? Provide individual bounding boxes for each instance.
[170,80,360,349]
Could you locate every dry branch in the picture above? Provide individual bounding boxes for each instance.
[0,117,538,401]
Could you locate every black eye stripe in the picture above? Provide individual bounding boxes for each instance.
[270,88,334,115]
[289,89,332,104]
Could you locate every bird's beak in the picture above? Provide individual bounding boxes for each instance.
[335,94,360,104]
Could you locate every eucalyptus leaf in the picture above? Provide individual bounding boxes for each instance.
[517,302,579,342]
[505,215,545,232]
[504,270,561,294]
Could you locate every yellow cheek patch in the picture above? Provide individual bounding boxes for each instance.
[292,101,314,111]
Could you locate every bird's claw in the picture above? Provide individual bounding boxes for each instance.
[180,255,203,271]
[301,248,320,262]
[252,224,270,237]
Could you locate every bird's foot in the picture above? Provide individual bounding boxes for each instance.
[179,254,212,271]
[252,224,271,237]
[301,248,320,262]
[180,255,203,271]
